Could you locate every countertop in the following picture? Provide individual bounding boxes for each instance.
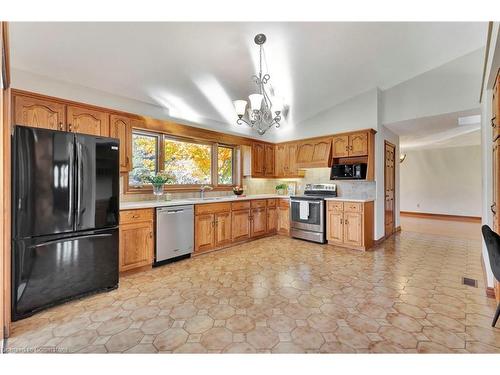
[324,197,375,203]
[120,194,290,210]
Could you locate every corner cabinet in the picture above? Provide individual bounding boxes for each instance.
[243,142,276,178]
[119,209,154,272]
[326,200,374,251]
[109,114,133,173]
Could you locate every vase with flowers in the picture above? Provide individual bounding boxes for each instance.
[144,172,173,199]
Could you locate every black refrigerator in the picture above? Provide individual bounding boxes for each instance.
[12,125,120,321]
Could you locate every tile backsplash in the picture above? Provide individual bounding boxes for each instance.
[120,167,375,201]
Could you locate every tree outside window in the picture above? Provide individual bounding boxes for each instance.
[129,132,158,186]
[163,138,212,185]
[217,146,233,185]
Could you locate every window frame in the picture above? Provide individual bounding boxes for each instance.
[126,129,237,194]
[128,130,161,188]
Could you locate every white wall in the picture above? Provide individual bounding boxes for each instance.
[381,48,484,125]
[270,89,378,143]
[400,146,482,217]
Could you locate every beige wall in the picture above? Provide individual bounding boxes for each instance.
[400,145,481,217]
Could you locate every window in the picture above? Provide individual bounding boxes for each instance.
[164,138,212,185]
[217,146,234,185]
[129,131,159,186]
[128,130,236,190]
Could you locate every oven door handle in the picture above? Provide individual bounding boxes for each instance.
[291,200,322,205]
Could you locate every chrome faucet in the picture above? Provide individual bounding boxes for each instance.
[200,185,213,199]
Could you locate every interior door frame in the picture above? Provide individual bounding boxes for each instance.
[384,140,396,238]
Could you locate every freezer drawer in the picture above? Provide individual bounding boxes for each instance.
[156,205,194,263]
[12,228,118,321]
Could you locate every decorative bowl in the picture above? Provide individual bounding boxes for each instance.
[233,187,244,196]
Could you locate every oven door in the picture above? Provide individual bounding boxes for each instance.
[290,199,324,232]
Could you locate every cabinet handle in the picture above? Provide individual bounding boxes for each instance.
[345,219,348,224]
[149,231,153,239]
[68,123,72,132]
[492,118,496,128]
[491,203,497,215]
[131,215,139,219]
[340,218,343,224]
[59,122,63,131]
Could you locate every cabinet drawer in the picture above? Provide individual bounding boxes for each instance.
[195,202,231,215]
[231,201,251,211]
[327,201,343,212]
[344,202,363,213]
[120,209,154,224]
[251,199,267,209]
[267,199,276,207]
[278,198,290,208]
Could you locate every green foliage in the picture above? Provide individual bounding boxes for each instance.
[144,172,173,185]
[275,183,287,190]
[129,133,158,186]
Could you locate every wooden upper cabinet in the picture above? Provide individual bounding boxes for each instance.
[252,143,265,176]
[264,144,275,176]
[14,95,66,131]
[287,143,299,176]
[275,144,287,177]
[296,137,332,168]
[331,135,349,158]
[348,132,368,156]
[109,114,132,173]
[67,105,109,136]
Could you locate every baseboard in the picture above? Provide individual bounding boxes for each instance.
[400,211,481,223]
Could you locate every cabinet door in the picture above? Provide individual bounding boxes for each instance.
[312,139,332,163]
[251,207,267,237]
[264,144,275,176]
[267,207,277,233]
[296,142,314,164]
[331,135,349,157]
[14,95,66,131]
[119,221,153,272]
[348,132,368,156]
[327,211,344,244]
[252,143,265,176]
[232,209,251,242]
[215,211,232,248]
[275,144,287,177]
[343,212,363,247]
[277,206,290,235]
[109,114,132,173]
[195,213,215,253]
[67,105,109,136]
[287,143,298,176]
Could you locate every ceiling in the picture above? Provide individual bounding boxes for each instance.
[10,22,488,136]
[385,109,482,150]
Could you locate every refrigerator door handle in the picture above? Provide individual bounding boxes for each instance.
[76,142,84,227]
[68,141,75,227]
[32,233,113,248]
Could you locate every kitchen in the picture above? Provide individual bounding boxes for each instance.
[2,19,499,359]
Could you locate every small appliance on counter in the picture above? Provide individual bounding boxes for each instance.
[330,163,367,180]
[290,183,337,243]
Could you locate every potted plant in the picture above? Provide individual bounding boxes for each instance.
[275,183,287,195]
[144,172,173,198]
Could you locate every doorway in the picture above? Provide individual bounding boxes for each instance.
[384,141,396,238]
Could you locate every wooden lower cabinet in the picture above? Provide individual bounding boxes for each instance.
[267,206,277,233]
[251,207,267,237]
[277,199,290,235]
[194,213,216,253]
[215,211,232,247]
[326,201,373,251]
[232,209,251,242]
[119,209,154,272]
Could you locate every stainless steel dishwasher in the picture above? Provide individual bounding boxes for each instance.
[155,205,194,265]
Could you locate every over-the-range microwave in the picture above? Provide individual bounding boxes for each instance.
[330,163,367,180]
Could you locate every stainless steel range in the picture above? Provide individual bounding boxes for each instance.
[290,183,337,243]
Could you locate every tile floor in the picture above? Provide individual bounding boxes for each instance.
[6,230,500,353]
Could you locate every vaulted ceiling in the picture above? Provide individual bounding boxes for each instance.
[10,22,488,138]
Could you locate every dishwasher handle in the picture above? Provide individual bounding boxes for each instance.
[157,205,194,214]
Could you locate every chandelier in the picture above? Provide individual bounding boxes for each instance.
[233,33,283,135]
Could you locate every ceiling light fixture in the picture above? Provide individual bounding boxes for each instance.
[233,33,283,136]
